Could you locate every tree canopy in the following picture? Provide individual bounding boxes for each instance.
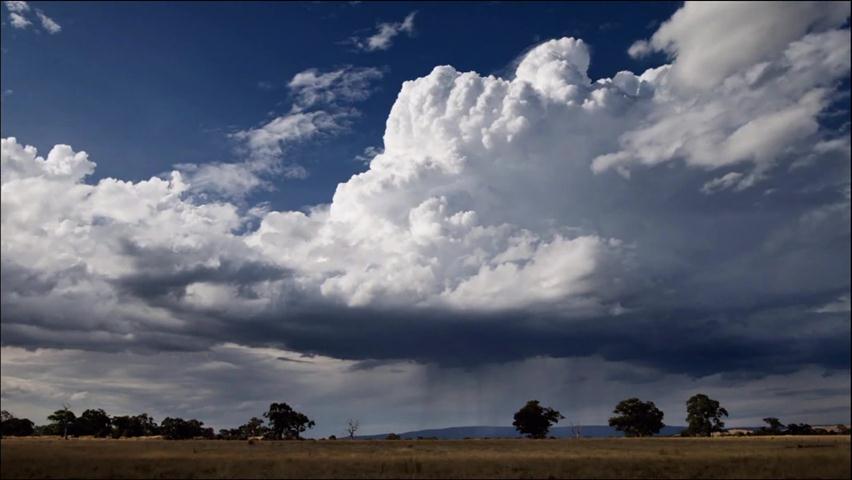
[160,417,213,440]
[512,400,564,439]
[608,398,665,437]
[263,403,315,440]
[110,413,159,438]
[0,411,34,437]
[759,417,785,435]
[76,409,112,437]
[47,407,76,439]
[685,394,728,437]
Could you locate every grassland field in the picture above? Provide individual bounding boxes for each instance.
[1,435,849,479]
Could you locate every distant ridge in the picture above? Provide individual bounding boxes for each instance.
[356,425,687,439]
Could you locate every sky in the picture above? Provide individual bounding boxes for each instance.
[1,1,850,437]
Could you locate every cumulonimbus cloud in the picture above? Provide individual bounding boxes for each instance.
[1,2,849,380]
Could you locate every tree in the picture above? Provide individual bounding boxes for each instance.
[47,405,76,439]
[786,423,814,435]
[2,418,35,437]
[568,422,583,439]
[608,398,665,437]
[110,413,158,438]
[263,403,315,440]
[136,413,160,436]
[759,417,785,435]
[244,417,266,437]
[512,400,564,439]
[33,423,58,436]
[159,417,184,439]
[238,417,269,439]
[0,411,34,437]
[110,416,134,438]
[160,417,209,440]
[684,394,728,437]
[76,409,112,437]
[345,419,359,439]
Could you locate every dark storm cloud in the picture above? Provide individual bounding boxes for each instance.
[113,239,287,300]
[0,262,64,296]
[276,356,313,364]
[762,387,852,399]
[202,291,850,379]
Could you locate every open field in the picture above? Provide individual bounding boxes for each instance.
[1,436,850,479]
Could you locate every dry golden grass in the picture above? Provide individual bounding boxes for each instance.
[1,435,849,479]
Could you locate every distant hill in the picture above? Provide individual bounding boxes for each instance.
[357,425,686,439]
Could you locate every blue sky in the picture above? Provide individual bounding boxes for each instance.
[1,2,850,436]
[3,1,677,210]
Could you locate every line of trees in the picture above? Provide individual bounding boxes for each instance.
[753,417,850,436]
[513,393,850,439]
[3,394,849,440]
[1,407,212,440]
[511,394,725,439]
[1,402,316,441]
[217,403,316,440]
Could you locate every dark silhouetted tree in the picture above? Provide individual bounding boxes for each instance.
[512,400,564,439]
[47,405,76,439]
[608,398,665,437]
[76,409,112,437]
[759,417,785,435]
[240,417,269,438]
[263,403,315,440]
[0,411,34,437]
[786,423,814,435]
[346,419,359,439]
[139,414,159,436]
[217,418,265,441]
[685,394,728,437]
[110,413,159,438]
[110,416,134,438]
[160,417,209,440]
